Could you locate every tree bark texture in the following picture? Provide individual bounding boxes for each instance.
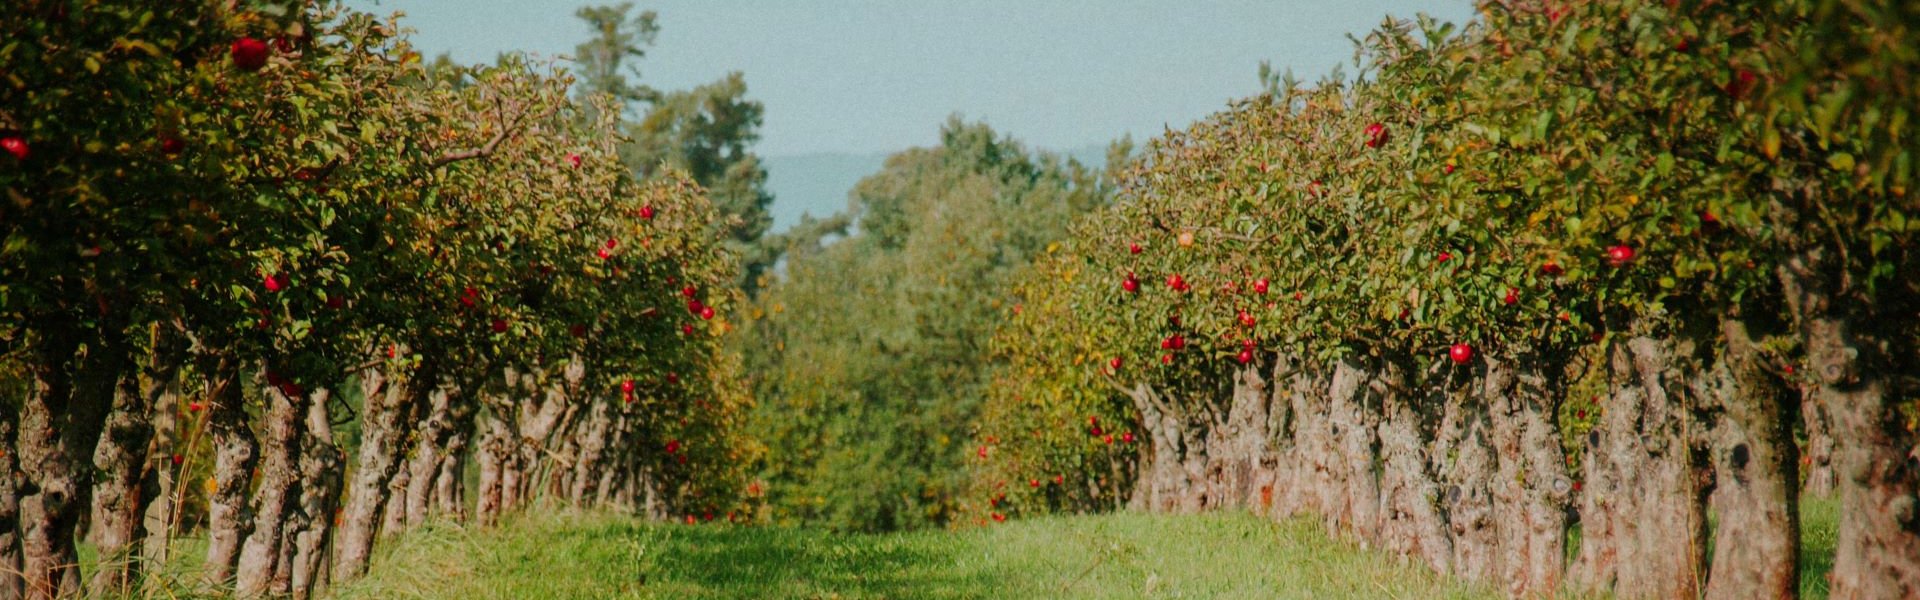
[203,365,257,586]
[1571,335,1709,599]
[17,326,121,599]
[1703,317,1800,600]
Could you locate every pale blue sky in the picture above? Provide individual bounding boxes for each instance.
[341,0,1475,157]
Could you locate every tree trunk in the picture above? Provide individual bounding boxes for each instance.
[1572,335,1708,599]
[432,395,476,521]
[1326,357,1381,542]
[404,385,461,527]
[1206,361,1277,511]
[1484,357,1573,597]
[334,359,432,581]
[1127,383,1207,513]
[140,374,183,569]
[203,364,258,586]
[287,388,341,600]
[1800,395,1837,497]
[1438,369,1500,582]
[476,404,513,526]
[1276,357,1343,524]
[235,378,306,596]
[1,399,23,600]
[1703,317,1800,600]
[381,464,410,535]
[1374,357,1452,575]
[85,369,159,596]
[17,326,120,599]
[1781,253,1920,599]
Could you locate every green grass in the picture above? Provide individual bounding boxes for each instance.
[64,495,1842,599]
[327,508,1499,599]
[1800,495,1840,599]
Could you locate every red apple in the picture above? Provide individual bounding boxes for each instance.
[1237,348,1254,364]
[263,273,287,292]
[1029,479,1040,488]
[1160,353,1174,365]
[188,401,205,412]
[682,286,698,298]
[1109,356,1122,371]
[1503,287,1519,306]
[1122,273,1139,293]
[171,454,184,466]
[687,299,704,314]
[1437,251,1452,263]
[1238,310,1255,328]
[160,136,185,156]
[1443,163,1456,175]
[1121,431,1135,444]
[596,247,612,260]
[666,439,681,454]
[699,306,715,320]
[570,324,588,338]
[325,294,344,309]
[490,319,509,333]
[1725,69,1757,99]
[1,136,28,160]
[568,153,582,168]
[1606,244,1635,267]
[621,379,636,394]
[1054,475,1064,485]
[1090,425,1103,436]
[682,324,695,335]
[1253,279,1269,295]
[1449,343,1474,365]
[1540,261,1564,276]
[1129,243,1142,254]
[1103,434,1113,445]
[640,205,656,220]
[1168,335,1185,350]
[230,37,270,71]
[1364,122,1389,148]
[605,237,618,250]
[992,512,1006,523]
[666,373,679,384]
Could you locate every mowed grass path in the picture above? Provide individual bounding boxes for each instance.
[327,509,1498,599]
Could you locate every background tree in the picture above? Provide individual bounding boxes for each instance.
[745,119,1113,531]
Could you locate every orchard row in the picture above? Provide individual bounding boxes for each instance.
[977,1,1916,599]
[1,2,755,599]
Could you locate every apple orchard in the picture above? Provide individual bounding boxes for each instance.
[4,1,1920,600]
[1,2,754,598]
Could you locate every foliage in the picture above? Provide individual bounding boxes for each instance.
[745,119,1114,531]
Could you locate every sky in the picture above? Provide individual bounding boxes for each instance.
[339,0,1477,157]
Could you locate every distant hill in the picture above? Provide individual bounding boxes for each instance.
[763,144,1114,235]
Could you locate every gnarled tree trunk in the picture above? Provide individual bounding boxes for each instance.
[1781,252,1920,599]
[1374,357,1452,575]
[1437,368,1500,582]
[1484,357,1573,597]
[1,399,23,600]
[140,374,183,569]
[334,359,432,581]
[18,326,121,599]
[1572,335,1708,599]
[235,379,308,596]
[1326,357,1381,543]
[203,364,258,586]
[1703,316,1799,600]
[287,388,342,600]
[86,367,165,596]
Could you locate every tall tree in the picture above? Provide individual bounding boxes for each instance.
[572,4,777,293]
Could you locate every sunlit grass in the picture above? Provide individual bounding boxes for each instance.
[327,507,1497,599]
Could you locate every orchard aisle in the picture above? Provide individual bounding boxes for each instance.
[324,509,1498,599]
